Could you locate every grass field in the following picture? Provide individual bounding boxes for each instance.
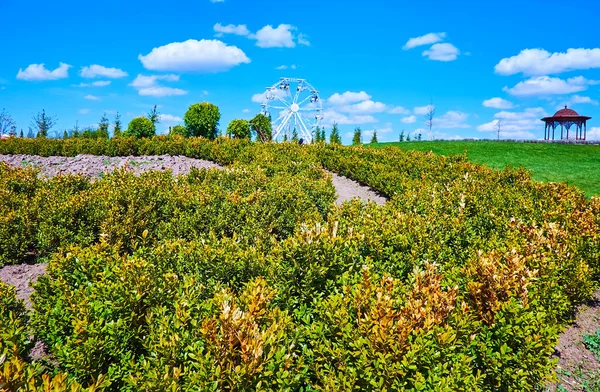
[369,141,600,197]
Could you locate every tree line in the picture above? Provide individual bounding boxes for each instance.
[0,104,383,145]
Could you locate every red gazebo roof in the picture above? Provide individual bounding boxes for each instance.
[542,106,591,121]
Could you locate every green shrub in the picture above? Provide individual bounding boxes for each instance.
[123,117,155,139]
[184,102,220,139]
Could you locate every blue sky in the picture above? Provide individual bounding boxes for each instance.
[2,0,600,143]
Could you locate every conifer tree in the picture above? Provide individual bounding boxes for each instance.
[352,127,362,145]
[330,123,342,145]
[370,130,378,144]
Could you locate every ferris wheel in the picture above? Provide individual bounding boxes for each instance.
[259,77,323,142]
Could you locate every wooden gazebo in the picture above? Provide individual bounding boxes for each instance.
[541,106,591,141]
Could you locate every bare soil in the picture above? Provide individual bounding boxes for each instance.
[0,262,47,309]
[548,290,600,391]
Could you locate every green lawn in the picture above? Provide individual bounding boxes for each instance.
[368,141,600,197]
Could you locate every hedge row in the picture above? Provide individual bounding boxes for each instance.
[1,137,599,391]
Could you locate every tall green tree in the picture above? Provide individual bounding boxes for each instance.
[292,127,299,142]
[124,117,155,139]
[184,102,220,139]
[147,105,160,132]
[63,130,69,139]
[113,112,122,137]
[370,130,378,144]
[19,129,23,138]
[330,123,342,145]
[226,119,251,139]
[352,127,362,146]
[31,109,56,138]
[250,114,272,143]
[98,113,110,139]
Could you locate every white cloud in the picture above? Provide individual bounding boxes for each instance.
[297,33,310,46]
[84,94,100,101]
[213,23,250,37]
[388,106,410,114]
[130,74,179,88]
[414,105,435,115]
[160,114,183,122]
[139,39,250,73]
[423,43,460,61]
[138,86,187,97]
[341,100,387,114]
[322,109,378,126]
[16,62,71,81]
[254,24,296,48]
[477,107,547,139]
[403,32,446,50]
[210,0,224,2]
[587,127,600,140]
[483,97,514,109]
[129,74,188,97]
[78,109,90,114]
[275,64,297,70]
[73,80,112,88]
[328,91,371,105]
[503,75,598,97]
[401,115,417,124]
[565,95,599,106]
[495,48,600,76]
[436,111,470,129]
[242,108,250,113]
[80,65,127,79]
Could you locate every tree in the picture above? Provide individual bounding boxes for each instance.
[496,117,502,140]
[27,127,35,138]
[147,105,160,132]
[292,127,299,142]
[352,127,362,146]
[250,114,272,143]
[425,99,435,140]
[169,125,190,137]
[8,125,17,137]
[63,130,69,139]
[184,102,220,139]
[124,117,155,139]
[98,113,110,139]
[330,123,341,145]
[113,112,122,137]
[31,109,56,138]
[417,132,422,141]
[0,108,16,136]
[406,133,411,142]
[19,129,23,138]
[370,130,378,144]
[399,130,405,142]
[226,119,251,139]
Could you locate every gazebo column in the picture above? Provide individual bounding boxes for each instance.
[561,123,564,140]
[584,121,587,141]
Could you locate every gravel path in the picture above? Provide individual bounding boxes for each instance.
[0,154,221,177]
[331,173,387,206]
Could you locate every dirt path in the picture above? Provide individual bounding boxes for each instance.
[549,290,600,391]
[330,172,387,206]
[0,263,47,308]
